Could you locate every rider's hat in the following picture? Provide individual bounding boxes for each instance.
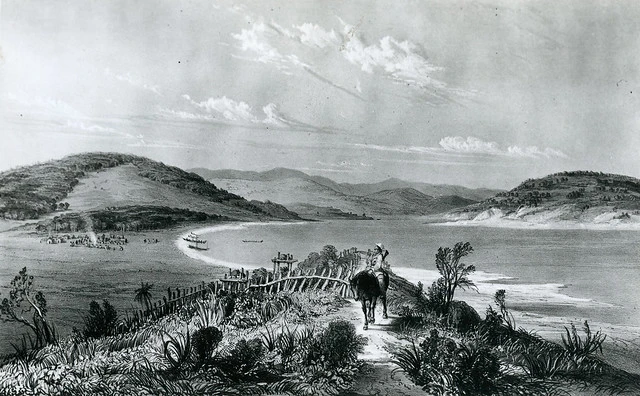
[375,243,384,251]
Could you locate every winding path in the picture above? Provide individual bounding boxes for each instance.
[345,303,426,396]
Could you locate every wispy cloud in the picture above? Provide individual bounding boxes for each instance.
[232,21,364,100]
[104,68,161,96]
[3,92,84,118]
[231,22,308,74]
[316,160,372,169]
[257,18,471,103]
[127,135,205,151]
[295,23,339,48]
[183,94,259,122]
[158,94,335,133]
[355,136,568,160]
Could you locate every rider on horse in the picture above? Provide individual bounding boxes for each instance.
[367,243,390,296]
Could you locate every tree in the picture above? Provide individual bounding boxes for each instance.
[431,242,476,315]
[134,282,154,313]
[0,267,56,347]
[83,299,118,338]
[321,245,338,268]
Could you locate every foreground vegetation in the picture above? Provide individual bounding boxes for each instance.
[388,241,640,395]
[0,285,363,395]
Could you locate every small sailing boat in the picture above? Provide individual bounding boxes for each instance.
[185,232,209,250]
[183,232,206,244]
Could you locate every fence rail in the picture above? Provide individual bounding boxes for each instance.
[127,249,364,324]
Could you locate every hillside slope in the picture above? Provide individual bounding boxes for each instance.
[448,171,640,225]
[0,153,299,222]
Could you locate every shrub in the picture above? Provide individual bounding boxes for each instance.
[83,300,118,339]
[162,329,192,375]
[192,326,223,367]
[392,329,502,396]
[561,321,606,360]
[215,338,265,380]
[306,319,366,369]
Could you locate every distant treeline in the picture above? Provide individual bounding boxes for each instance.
[34,205,228,233]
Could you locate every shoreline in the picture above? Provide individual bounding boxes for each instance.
[432,218,640,231]
[175,221,306,271]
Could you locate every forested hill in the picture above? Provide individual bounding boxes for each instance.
[0,152,300,223]
[450,171,640,222]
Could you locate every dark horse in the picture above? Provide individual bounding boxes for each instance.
[349,271,389,330]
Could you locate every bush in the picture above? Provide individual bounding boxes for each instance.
[215,338,265,380]
[447,300,481,333]
[561,321,606,360]
[192,326,223,367]
[83,299,118,339]
[306,319,366,369]
[392,329,501,396]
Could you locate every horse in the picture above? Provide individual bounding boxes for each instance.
[349,270,389,330]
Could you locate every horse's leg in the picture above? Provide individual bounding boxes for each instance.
[381,293,388,319]
[361,299,368,330]
[369,297,377,324]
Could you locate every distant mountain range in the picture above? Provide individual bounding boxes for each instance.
[0,153,300,230]
[189,167,499,217]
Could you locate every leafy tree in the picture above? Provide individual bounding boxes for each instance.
[251,267,269,283]
[83,299,118,338]
[321,245,338,268]
[134,281,154,313]
[0,267,56,347]
[431,242,476,315]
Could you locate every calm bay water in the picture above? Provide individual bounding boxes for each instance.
[1,218,639,355]
[195,219,640,335]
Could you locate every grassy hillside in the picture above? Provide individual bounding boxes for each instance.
[451,170,640,222]
[0,153,300,222]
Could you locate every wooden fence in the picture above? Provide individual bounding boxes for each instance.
[128,249,366,323]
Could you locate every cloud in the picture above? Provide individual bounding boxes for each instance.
[155,108,217,122]
[183,94,259,122]
[65,120,116,133]
[355,136,568,160]
[181,94,293,126]
[3,92,84,118]
[439,136,501,155]
[339,27,454,99]
[158,94,338,134]
[295,23,339,48]
[262,103,288,126]
[232,21,364,100]
[104,68,161,96]
[316,160,372,169]
[127,135,204,151]
[231,22,308,74]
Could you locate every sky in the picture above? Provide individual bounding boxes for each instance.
[1,0,639,189]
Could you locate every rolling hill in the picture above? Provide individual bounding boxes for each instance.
[191,167,485,216]
[448,170,640,225]
[0,153,300,229]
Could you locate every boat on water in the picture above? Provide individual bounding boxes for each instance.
[183,232,206,244]
[185,232,209,250]
[242,240,264,243]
